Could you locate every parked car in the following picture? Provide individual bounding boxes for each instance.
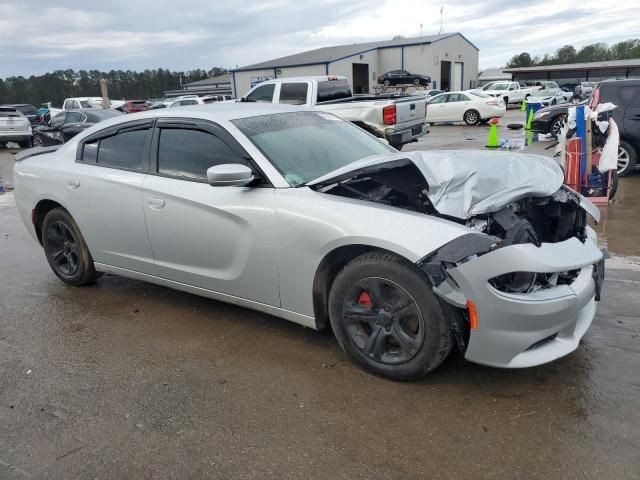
[13,104,605,380]
[530,101,585,137]
[62,97,126,111]
[150,99,174,109]
[589,79,640,176]
[202,95,234,103]
[1,104,39,126]
[241,76,427,150]
[121,100,150,113]
[575,82,595,100]
[377,70,431,86]
[526,81,567,107]
[0,107,32,148]
[426,91,505,125]
[32,109,123,147]
[411,89,444,99]
[469,81,537,106]
[169,97,205,107]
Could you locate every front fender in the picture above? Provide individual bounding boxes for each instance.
[275,187,472,318]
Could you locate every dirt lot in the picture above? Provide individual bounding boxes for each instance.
[1,113,639,479]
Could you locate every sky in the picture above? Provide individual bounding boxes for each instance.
[0,0,638,77]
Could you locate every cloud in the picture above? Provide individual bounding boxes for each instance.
[0,0,636,77]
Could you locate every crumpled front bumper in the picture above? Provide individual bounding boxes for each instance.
[445,229,604,368]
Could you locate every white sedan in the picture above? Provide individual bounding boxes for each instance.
[426,92,506,125]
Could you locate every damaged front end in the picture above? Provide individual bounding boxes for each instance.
[310,150,606,367]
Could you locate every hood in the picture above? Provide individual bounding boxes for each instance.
[308,150,564,219]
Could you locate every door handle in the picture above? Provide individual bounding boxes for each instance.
[67,178,80,189]
[147,197,165,209]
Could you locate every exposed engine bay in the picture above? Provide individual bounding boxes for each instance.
[310,153,596,299]
[311,159,588,247]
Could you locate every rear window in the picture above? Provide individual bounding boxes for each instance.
[95,128,149,171]
[15,105,37,115]
[317,79,352,102]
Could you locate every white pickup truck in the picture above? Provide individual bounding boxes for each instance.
[470,81,538,106]
[240,76,428,149]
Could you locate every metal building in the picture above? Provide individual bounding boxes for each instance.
[504,59,640,86]
[230,33,479,98]
[163,74,232,98]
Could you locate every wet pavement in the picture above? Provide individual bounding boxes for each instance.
[1,120,639,479]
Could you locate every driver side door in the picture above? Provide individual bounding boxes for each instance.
[141,118,280,306]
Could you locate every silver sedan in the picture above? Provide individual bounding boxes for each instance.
[13,104,605,380]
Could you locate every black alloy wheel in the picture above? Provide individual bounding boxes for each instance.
[32,134,44,147]
[341,277,425,364]
[42,208,99,285]
[45,220,81,277]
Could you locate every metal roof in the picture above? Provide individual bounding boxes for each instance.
[233,33,477,71]
[504,58,640,73]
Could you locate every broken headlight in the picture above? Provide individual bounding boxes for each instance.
[489,272,537,293]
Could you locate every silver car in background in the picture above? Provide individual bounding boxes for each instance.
[13,104,605,380]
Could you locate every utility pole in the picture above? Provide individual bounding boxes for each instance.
[438,6,444,34]
[100,79,110,109]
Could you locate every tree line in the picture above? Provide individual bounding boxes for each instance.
[507,39,640,68]
[0,67,228,107]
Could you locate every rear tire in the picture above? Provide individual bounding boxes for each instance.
[328,251,454,381]
[42,208,99,286]
[18,138,32,149]
[383,79,390,87]
[609,170,619,200]
[463,109,480,126]
[617,141,637,177]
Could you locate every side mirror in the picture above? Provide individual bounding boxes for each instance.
[206,164,254,187]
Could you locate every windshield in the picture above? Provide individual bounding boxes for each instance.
[484,82,510,91]
[233,111,394,186]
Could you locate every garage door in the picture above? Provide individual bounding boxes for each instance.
[453,62,463,91]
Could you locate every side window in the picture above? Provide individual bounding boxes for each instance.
[617,86,636,106]
[66,112,83,123]
[429,94,448,104]
[182,99,198,106]
[279,83,308,105]
[63,100,72,110]
[82,140,99,163]
[157,128,246,181]
[446,94,466,102]
[246,84,275,103]
[50,112,66,127]
[96,128,150,171]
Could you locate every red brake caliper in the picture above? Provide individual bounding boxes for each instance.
[358,291,373,309]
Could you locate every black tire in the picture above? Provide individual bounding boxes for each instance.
[32,134,45,147]
[609,169,618,200]
[328,251,454,381]
[503,97,509,108]
[549,115,566,137]
[463,109,480,126]
[413,78,421,86]
[42,208,99,286]
[18,138,32,149]
[617,141,637,177]
[383,79,390,87]
[0,143,5,149]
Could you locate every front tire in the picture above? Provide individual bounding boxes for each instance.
[413,78,421,86]
[328,251,454,381]
[42,208,99,286]
[549,115,566,137]
[32,134,45,147]
[617,141,637,177]
[463,109,480,126]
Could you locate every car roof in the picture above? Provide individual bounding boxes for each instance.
[67,103,312,132]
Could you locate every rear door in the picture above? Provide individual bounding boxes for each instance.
[141,118,279,305]
[67,120,156,274]
[61,111,87,142]
[619,86,640,143]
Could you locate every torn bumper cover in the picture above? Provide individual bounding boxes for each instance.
[420,228,605,368]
